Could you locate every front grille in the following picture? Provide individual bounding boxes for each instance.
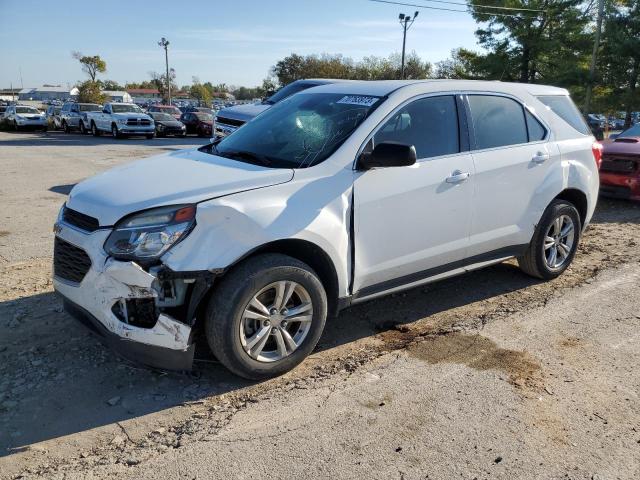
[600,157,637,174]
[63,207,99,232]
[215,116,245,127]
[126,118,151,126]
[54,237,92,283]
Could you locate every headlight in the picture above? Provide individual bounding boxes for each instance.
[104,205,196,261]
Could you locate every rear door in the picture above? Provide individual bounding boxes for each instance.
[465,93,558,257]
[353,94,475,295]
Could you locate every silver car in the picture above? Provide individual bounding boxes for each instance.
[60,102,102,133]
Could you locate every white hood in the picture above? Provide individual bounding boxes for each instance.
[67,148,294,226]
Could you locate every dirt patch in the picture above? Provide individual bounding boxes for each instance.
[408,333,542,390]
[559,336,585,348]
[0,231,9,237]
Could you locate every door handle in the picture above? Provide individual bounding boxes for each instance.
[446,170,470,184]
[532,152,550,164]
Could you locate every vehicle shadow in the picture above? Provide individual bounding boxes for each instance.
[0,259,537,456]
[0,131,209,149]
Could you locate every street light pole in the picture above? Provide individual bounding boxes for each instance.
[399,11,419,80]
[158,37,171,105]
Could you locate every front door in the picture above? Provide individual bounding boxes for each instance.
[353,95,474,296]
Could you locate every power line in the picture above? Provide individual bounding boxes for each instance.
[415,0,544,12]
[369,0,541,18]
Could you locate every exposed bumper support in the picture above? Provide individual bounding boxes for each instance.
[61,297,195,371]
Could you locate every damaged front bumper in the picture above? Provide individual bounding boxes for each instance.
[52,223,210,371]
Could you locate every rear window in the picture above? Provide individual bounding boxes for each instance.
[79,104,101,112]
[537,95,590,136]
[468,95,528,149]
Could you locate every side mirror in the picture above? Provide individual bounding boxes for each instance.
[358,141,417,170]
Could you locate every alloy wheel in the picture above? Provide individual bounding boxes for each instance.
[543,214,575,270]
[239,281,314,362]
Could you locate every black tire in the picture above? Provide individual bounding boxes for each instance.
[111,124,121,139]
[91,122,100,137]
[205,253,328,380]
[79,121,86,135]
[63,121,70,133]
[13,121,19,131]
[518,200,581,280]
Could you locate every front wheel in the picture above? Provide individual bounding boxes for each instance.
[79,122,86,135]
[111,124,121,139]
[205,254,328,380]
[518,200,581,280]
[63,121,71,133]
[91,122,100,137]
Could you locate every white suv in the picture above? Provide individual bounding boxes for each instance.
[53,80,600,379]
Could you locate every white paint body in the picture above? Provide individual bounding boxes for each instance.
[54,80,599,354]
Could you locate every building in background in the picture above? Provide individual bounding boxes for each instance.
[18,85,79,101]
[103,90,133,103]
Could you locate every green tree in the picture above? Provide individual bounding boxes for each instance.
[468,0,591,84]
[99,79,123,91]
[149,69,178,103]
[72,51,107,81]
[76,80,107,104]
[600,0,640,126]
[190,77,212,106]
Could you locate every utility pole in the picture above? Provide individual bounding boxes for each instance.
[399,10,419,80]
[158,37,171,105]
[584,0,605,114]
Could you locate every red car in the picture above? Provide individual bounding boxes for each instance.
[180,112,213,137]
[599,124,640,201]
[147,104,182,120]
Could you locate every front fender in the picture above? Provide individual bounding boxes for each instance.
[162,172,353,297]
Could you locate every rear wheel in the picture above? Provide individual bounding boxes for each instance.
[205,254,328,380]
[518,200,581,280]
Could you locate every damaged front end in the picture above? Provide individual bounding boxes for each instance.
[52,205,215,371]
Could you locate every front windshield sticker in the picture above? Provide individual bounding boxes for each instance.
[336,95,379,107]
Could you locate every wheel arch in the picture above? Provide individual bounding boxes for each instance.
[553,188,588,229]
[227,238,341,318]
[190,238,341,331]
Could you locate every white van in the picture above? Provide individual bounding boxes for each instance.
[53,80,600,379]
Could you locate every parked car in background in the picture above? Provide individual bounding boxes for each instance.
[53,80,599,378]
[586,114,605,140]
[147,104,182,120]
[60,102,102,133]
[182,106,213,115]
[180,111,213,136]
[85,103,155,139]
[150,112,186,137]
[4,105,47,131]
[214,79,342,137]
[599,124,640,201]
[45,105,63,130]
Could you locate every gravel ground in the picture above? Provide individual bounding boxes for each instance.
[0,131,639,479]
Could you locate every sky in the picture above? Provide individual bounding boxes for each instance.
[0,0,482,89]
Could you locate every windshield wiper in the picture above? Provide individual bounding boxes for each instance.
[219,149,273,167]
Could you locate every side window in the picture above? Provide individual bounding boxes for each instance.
[374,95,460,159]
[468,95,527,149]
[525,110,546,141]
